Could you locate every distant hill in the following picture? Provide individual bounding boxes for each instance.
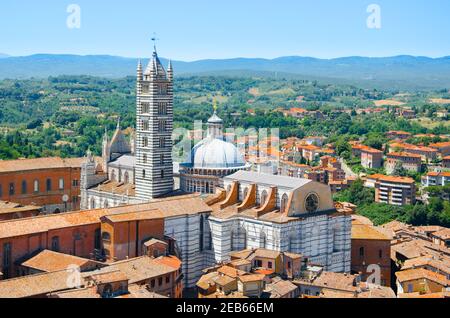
[1,54,450,90]
[0,53,9,59]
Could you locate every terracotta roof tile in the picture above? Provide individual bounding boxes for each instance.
[395,268,449,286]
[0,157,88,173]
[21,250,102,272]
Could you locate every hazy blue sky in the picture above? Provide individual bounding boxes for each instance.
[0,0,449,60]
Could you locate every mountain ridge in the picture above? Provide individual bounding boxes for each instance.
[1,54,450,90]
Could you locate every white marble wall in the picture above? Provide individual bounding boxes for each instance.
[207,212,351,273]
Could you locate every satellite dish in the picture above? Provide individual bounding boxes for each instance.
[62,194,69,202]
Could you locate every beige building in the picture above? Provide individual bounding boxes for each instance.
[367,174,416,206]
[386,152,422,175]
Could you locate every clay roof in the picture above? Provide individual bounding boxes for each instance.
[290,108,308,113]
[429,141,450,148]
[254,249,281,259]
[352,223,391,240]
[0,201,41,215]
[197,272,219,290]
[387,152,422,159]
[351,214,374,226]
[215,275,236,287]
[426,171,450,177]
[299,272,358,292]
[431,228,450,240]
[102,209,165,223]
[218,266,247,279]
[153,255,182,270]
[230,259,252,267]
[88,270,128,284]
[0,194,211,240]
[0,270,80,298]
[0,208,107,239]
[389,142,437,153]
[230,249,255,260]
[395,268,449,286]
[51,286,101,299]
[356,145,383,154]
[357,284,396,298]
[283,252,302,259]
[87,256,179,284]
[94,181,136,196]
[21,250,101,272]
[268,280,298,297]
[238,274,265,283]
[392,238,450,261]
[0,157,86,173]
[402,256,450,274]
[123,284,168,298]
[367,174,415,184]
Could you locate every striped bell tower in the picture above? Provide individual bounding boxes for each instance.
[135,45,174,200]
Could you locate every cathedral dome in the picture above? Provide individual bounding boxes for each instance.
[187,137,247,169]
[182,109,248,170]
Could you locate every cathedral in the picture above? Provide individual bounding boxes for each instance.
[80,45,352,289]
[81,47,175,209]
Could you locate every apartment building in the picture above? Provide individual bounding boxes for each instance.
[389,142,438,161]
[386,131,412,140]
[360,146,383,169]
[430,141,450,157]
[422,172,450,187]
[368,175,416,206]
[385,152,422,175]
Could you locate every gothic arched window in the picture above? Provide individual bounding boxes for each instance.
[280,193,289,213]
[21,180,27,195]
[34,180,39,193]
[260,190,268,206]
[243,187,249,199]
[259,231,267,249]
[46,179,52,192]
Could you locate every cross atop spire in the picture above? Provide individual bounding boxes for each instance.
[213,97,218,113]
[151,33,159,54]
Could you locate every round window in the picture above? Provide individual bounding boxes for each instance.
[305,193,319,213]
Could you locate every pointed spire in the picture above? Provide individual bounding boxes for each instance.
[213,97,218,114]
[167,60,173,81]
[137,59,142,72]
[103,126,109,141]
[137,59,143,78]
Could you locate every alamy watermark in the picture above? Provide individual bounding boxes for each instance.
[66,4,81,29]
[367,4,381,29]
